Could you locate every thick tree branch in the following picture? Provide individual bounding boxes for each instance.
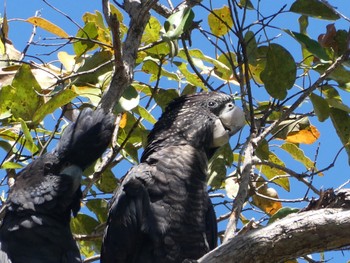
[100,0,158,112]
[199,208,350,263]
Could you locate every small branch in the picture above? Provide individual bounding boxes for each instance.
[223,138,255,242]
[255,160,320,195]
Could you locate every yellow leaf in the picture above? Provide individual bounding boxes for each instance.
[26,17,69,38]
[208,6,233,37]
[252,186,282,215]
[119,113,127,128]
[286,125,320,144]
[58,51,77,72]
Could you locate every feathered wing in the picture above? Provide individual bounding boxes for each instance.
[102,92,245,263]
[0,108,115,263]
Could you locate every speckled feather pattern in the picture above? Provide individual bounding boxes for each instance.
[102,92,245,263]
[0,108,115,263]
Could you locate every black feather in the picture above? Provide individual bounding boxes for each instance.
[101,92,244,263]
[0,108,115,263]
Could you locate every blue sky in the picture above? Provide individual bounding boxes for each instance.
[2,0,350,262]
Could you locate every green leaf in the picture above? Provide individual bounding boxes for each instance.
[73,22,99,56]
[70,214,99,235]
[322,85,350,112]
[173,62,206,89]
[178,49,232,82]
[260,44,296,100]
[141,57,179,82]
[33,88,77,124]
[162,8,194,39]
[314,64,350,88]
[154,89,180,111]
[162,8,194,58]
[208,6,233,37]
[280,143,315,171]
[298,16,314,67]
[96,169,119,193]
[256,139,269,160]
[238,0,254,10]
[75,50,113,85]
[86,199,109,223]
[268,207,299,224]
[133,105,157,124]
[0,64,43,121]
[329,108,350,164]
[258,152,290,191]
[309,93,330,122]
[19,118,38,153]
[207,156,227,189]
[142,16,161,44]
[285,30,330,61]
[114,85,140,112]
[290,0,340,20]
[1,161,23,169]
[244,31,258,63]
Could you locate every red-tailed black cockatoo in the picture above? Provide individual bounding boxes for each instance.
[101,92,245,263]
[0,108,115,263]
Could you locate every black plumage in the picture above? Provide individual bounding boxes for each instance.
[101,92,245,263]
[0,108,115,263]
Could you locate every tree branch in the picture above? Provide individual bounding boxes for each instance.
[199,208,350,263]
[100,0,158,112]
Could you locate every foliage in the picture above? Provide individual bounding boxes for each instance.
[0,0,349,262]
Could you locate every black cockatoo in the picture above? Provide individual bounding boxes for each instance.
[101,92,245,263]
[0,108,115,263]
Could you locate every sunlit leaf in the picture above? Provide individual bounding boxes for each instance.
[260,44,296,100]
[75,51,113,85]
[255,139,269,161]
[1,161,23,169]
[26,17,69,38]
[142,16,161,44]
[290,0,340,20]
[73,22,99,56]
[207,156,226,189]
[280,143,320,175]
[133,106,157,124]
[119,113,127,128]
[258,151,290,191]
[208,6,234,37]
[173,62,206,89]
[309,93,330,122]
[33,88,77,124]
[285,125,320,144]
[162,7,194,39]
[252,183,282,215]
[72,85,101,106]
[19,118,38,153]
[114,85,140,112]
[58,51,77,72]
[0,64,43,121]
[225,175,239,199]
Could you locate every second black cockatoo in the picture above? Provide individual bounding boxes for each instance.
[101,92,245,263]
[0,108,115,263]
